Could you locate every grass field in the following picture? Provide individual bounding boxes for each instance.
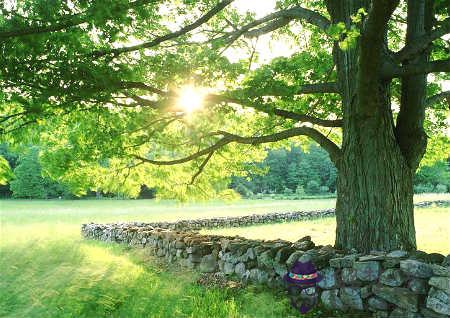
[1,194,449,317]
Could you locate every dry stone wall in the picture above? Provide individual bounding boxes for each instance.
[88,200,448,232]
[81,201,449,318]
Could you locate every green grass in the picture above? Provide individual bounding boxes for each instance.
[1,223,300,317]
[0,194,449,317]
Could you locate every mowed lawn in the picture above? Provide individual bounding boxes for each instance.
[0,194,449,317]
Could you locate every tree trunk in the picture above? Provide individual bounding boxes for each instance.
[335,102,417,252]
[327,0,418,253]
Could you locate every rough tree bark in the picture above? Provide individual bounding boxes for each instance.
[328,0,432,252]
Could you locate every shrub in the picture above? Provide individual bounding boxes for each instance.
[319,185,330,193]
[434,184,448,193]
[10,148,47,199]
[413,183,435,194]
[294,185,305,199]
[254,193,264,200]
[283,187,293,195]
[305,180,320,195]
[138,185,157,199]
[234,184,253,197]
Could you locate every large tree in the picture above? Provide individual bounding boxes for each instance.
[1,0,449,252]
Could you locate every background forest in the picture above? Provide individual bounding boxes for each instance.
[1,143,448,199]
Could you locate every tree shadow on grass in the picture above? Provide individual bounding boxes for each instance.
[0,238,296,318]
[0,235,368,318]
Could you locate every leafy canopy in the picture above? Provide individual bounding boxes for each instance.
[1,0,448,199]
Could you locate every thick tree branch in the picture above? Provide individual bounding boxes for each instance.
[111,81,342,127]
[382,58,450,78]
[207,94,342,127]
[394,17,450,62]
[245,18,291,38]
[360,0,400,77]
[426,91,450,108]
[93,0,234,57]
[218,5,331,44]
[133,126,341,166]
[395,0,433,171]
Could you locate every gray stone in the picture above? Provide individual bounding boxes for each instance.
[373,285,419,312]
[293,238,315,251]
[241,270,251,284]
[249,269,269,284]
[340,287,363,310]
[188,253,202,263]
[408,278,428,294]
[199,255,218,273]
[420,307,449,318]
[426,287,450,316]
[361,285,373,298]
[234,262,246,278]
[330,255,357,268]
[258,250,274,269]
[359,255,386,262]
[373,312,389,318]
[383,258,401,269]
[387,250,409,258]
[368,296,389,311]
[428,276,450,293]
[275,247,295,264]
[223,262,235,275]
[431,264,450,277]
[342,254,358,267]
[380,268,407,287]
[175,241,185,249]
[156,248,166,257]
[442,255,450,267]
[355,261,380,282]
[317,267,336,289]
[218,259,225,272]
[321,289,346,311]
[273,262,287,277]
[370,250,387,256]
[298,254,312,263]
[286,251,304,268]
[342,267,358,284]
[245,247,257,261]
[329,257,344,268]
[400,260,433,278]
[389,308,423,318]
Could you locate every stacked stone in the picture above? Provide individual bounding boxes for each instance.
[413,200,450,208]
[319,251,450,317]
[81,202,449,318]
[80,200,447,234]
[81,209,336,233]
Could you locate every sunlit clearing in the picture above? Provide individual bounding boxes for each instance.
[177,86,205,113]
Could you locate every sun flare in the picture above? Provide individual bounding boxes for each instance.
[177,86,205,113]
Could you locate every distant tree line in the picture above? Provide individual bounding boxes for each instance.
[230,144,337,197]
[0,144,156,199]
[1,143,448,199]
[230,143,450,198]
